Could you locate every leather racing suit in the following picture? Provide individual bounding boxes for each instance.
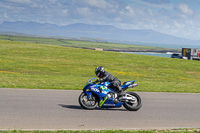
[98,71,122,93]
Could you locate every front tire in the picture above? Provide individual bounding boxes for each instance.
[79,92,98,110]
[123,92,142,111]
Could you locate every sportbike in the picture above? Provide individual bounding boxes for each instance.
[78,78,142,111]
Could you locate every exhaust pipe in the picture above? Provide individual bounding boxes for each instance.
[128,83,138,88]
[122,83,138,91]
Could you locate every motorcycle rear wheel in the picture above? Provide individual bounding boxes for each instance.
[79,92,98,110]
[123,92,142,111]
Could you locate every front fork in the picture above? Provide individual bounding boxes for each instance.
[84,91,92,98]
[84,91,120,107]
[84,91,106,107]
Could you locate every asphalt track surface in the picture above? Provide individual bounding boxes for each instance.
[0,88,200,130]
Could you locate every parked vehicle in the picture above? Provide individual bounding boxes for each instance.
[79,78,142,111]
[171,53,183,59]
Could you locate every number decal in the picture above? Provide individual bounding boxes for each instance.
[100,86,107,90]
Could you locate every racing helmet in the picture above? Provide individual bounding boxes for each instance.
[95,66,104,77]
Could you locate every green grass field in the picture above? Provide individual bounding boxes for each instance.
[0,35,176,52]
[0,38,200,92]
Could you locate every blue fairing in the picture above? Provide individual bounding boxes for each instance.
[99,81,110,86]
[83,79,124,108]
[84,83,110,98]
[102,98,124,107]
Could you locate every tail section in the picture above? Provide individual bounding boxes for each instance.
[121,81,137,90]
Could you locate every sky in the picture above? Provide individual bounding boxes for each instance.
[0,0,200,40]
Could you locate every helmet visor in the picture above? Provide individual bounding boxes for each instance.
[96,72,100,77]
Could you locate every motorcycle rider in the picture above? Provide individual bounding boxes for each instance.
[94,66,124,96]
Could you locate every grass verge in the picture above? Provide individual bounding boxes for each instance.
[1,129,200,133]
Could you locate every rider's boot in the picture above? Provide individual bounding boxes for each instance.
[117,86,125,98]
[113,86,125,104]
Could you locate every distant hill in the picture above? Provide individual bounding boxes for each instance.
[0,21,200,47]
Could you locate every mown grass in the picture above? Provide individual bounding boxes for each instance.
[0,38,200,92]
[1,129,200,133]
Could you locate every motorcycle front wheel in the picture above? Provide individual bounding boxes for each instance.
[123,92,142,111]
[79,92,98,110]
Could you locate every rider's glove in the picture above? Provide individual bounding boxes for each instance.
[93,79,99,84]
[96,79,100,82]
[99,78,103,82]
[93,78,103,84]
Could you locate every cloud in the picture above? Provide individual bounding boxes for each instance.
[130,0,173,10]
[84,0,109,9]
[0,0,138,25]
[49,0,57,3]
[141,0,170,4]
[125,5,134,14]
[3,12,9,19]
[175,3,194,16]
[6,0,31,4]
[76,7,93,17]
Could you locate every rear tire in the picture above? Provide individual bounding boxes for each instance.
[79,92,98,110]
[123,92,142,111]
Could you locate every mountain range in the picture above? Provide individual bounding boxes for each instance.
[0,21,199,48]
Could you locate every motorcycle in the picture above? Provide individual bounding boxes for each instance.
[78,78,142,111]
